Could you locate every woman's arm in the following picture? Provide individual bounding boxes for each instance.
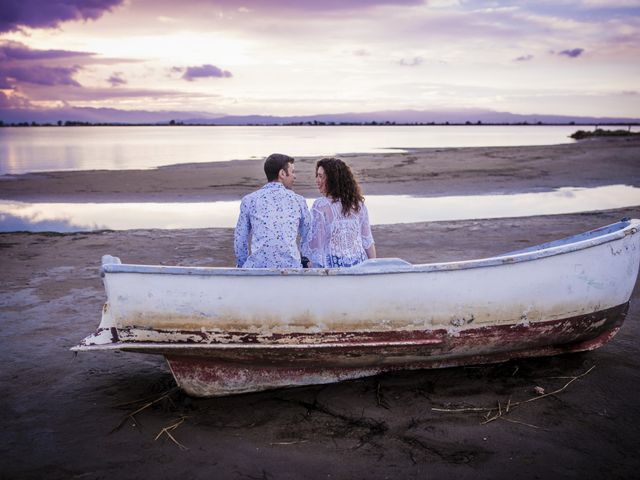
[308,200,328,267]
[359,202,376,259]
[365,243,377,259]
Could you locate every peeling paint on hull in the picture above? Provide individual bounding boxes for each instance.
[162,303,627,397]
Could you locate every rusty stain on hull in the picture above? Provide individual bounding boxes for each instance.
[164,304,626,397]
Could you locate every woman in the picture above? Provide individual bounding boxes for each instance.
[309,157,376,268]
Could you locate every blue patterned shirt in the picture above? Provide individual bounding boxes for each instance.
[234,182,312,268]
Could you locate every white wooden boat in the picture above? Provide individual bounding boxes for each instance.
[73,219,640,397]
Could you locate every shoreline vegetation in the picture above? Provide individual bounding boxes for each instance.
[1,120,639,127]
[570,127,640,139]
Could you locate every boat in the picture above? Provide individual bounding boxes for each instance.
[72,218,640,397]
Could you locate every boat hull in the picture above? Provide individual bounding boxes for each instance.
[163,303,627,396]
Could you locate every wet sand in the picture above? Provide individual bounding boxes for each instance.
[1,137,640,479]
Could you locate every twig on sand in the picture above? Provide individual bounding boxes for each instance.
[155,416,188,450]
[376,382,390,409]
[500,417,540,429]
[113,387,179,409]
[432,365,596,425]
[110,386,180,433]
[270,440,309,446]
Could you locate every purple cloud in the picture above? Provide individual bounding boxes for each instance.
[180,64,233,81]
[515,54,534,62]
[2,65,82,87]
[558,48,584,58]
[0,42,134,91]
[107,72,126,87]
[0,0,125,33]
[0,41,93,61]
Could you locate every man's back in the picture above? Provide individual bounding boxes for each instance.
[234,182,311,268]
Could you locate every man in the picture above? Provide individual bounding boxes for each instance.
[234,153,312,268]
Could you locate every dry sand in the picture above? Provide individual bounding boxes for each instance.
[1,137,639,479]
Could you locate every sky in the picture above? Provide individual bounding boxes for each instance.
[1,0,639,119]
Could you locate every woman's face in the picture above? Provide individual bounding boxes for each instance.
[316,166,328,196]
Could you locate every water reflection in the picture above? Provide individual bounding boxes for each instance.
[0,125,594,175]
[1,185,639,233]
[0,201,239,232]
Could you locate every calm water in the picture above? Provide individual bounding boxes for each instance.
[2,185,639,232]
[0,125,600,175]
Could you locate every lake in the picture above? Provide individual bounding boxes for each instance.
[0,125,605,175]
[2,185,639,232]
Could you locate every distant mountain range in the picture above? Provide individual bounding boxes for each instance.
[1,106,638,125]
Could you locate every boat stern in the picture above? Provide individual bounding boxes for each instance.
[71,255,123,352]
[71,300,121,351]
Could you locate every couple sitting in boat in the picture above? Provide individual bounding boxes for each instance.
[234,153,377,269]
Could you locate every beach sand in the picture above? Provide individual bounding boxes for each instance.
[1,137,639,479]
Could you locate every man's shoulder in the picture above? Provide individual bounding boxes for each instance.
[270,184,306,204]
[242,183,305,204]
[285,189,306,202]
[241,185,268,202]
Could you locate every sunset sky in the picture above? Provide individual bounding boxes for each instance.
[1,0,639,119]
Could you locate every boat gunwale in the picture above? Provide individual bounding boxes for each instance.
[100,218,639,277]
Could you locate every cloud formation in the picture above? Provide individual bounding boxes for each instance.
[2,65,82,87]
[558,48,585,58]
[0,41,223,110]
[179,64,233,81]
[0,91,32,108]
[0,41,88,90]
[0,41,93,61]
[0,0,125,33]
[0,41,136,94]
[0,0,638,118]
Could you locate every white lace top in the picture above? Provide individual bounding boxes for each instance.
[309,197,375,268]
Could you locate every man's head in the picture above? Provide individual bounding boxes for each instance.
[264,153,296,189]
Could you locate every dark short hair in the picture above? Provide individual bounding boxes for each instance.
[264,153,294,181]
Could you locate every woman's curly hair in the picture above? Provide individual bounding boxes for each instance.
[316,157,364,216]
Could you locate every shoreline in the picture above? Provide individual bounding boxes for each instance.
[1,136,639,203]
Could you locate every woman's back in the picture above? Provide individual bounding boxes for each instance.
[310,197,374,268]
